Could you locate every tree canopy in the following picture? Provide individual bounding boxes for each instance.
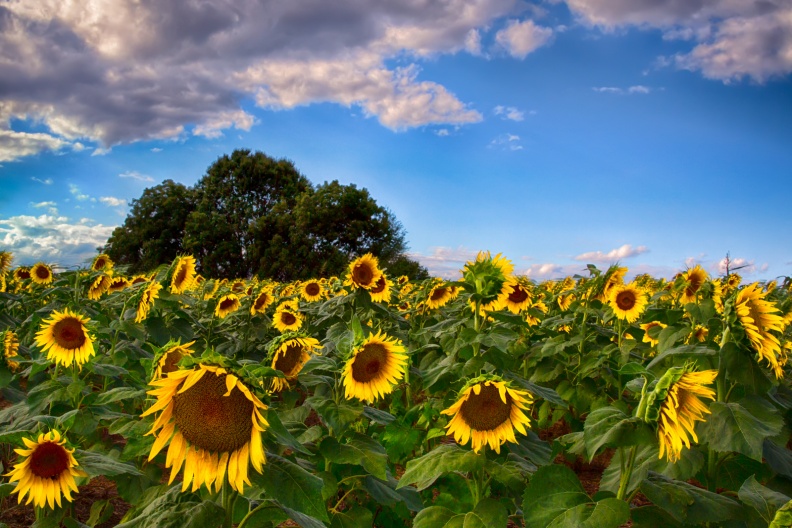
[104,149,428,281]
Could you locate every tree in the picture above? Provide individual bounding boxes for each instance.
[103,180,195,274]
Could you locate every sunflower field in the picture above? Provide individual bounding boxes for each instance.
[1,249,792,528]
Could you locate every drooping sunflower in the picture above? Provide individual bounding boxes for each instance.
[347,253,382,290]
[735,283,785,378]
[342,331,408,402]
[640,321,667,346]
[0,250,12,274]
[130,274,149,285]
[141,363,268,493]
[2,329,20,371]
[91,254,113,272]
[272,303,303,333]
[269,334,322,392]
[608,282,648,323]
[679,265,709,304]
[152,340,196,380]
[135,281,163,323]
[556,293,575,312]
[251,287,275,315]
[106,276,130,294]
[4,430,86,509]
[300,280,324,302]
[215,294,241,319]
[169,255,198,294]
[87,273,112,300]
[13,267,31,282]
[442,378,533,454]
[30,263,54,286]
[35,309,95,368]
[497,278,533,314]
[369,274,391,303]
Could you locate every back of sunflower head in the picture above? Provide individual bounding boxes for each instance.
[636,366,686,424]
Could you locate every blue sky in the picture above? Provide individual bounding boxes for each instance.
[1,0,790,280]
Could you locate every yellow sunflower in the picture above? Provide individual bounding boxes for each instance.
[107,276,130,294]
[88,274,112,300]
[426,282,453,310]
[130,274,149,285]
[272,304,303,333]
[135,281,163,323]
[0,273,6,293]
[608,282,648,323]
[369,274,391,303]
[4,430,86,509]
[556,293,575,312]
[0,250,12,274]
[30,263,54,286]
[230,279,247,295]
[203,279,221,300]
[141,364,268,493]
[342,331,408,402]
[91,254,113,272]
[679,265,708,304]
[251,287,275,315]
[654,369,717,462]
[463,251,514,307]
[13,267,31,282]
[215,294,241,319]
[35,309,95,368]
[269,335,322,392]
[347,253,382,290]
[152,340,196,380]
[641,321,667,346]
[170,255,198,294]
[725,273,741,291]
[2,329,20,371]
[688,325,709,344]
[599,266,628,301]
[735,283,785,378]
[442,378,532,454]
[497,278,533,314]
[300,280,324,302]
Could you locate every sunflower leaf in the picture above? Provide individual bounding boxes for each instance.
[413,506,461,528]
[640,471,742,525]
[115,487,224,528]
[521,465,590,527]
[249,453,329,522]
[397,444,485,490]
[738,475,791,523]
[330,506,374,528]
[319,434,388,480]
[75,450,143,477]
[699,398,784,461]
[546,498,630,528]
[583,406,655,460]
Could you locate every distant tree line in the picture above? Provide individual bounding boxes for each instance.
[103,149,428,281]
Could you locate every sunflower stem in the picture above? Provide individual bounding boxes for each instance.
[237,501,268,528]
[616,446,638,501]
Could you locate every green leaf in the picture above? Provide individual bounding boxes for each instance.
[738,475,791,524]
[583,406,654,460]
[364,475,423,512]
[266,410,312,455]
[249,453,329,522]
[330,506,374,528]
[699,398,784,461]
[630,505,684,528]
[765,440,792,480]
[86,499,114,528]
[362,405,396,424]
[522,465,590,528]
[319,434,388,480]
[547,498,630,528]
[93,387,146,406]
[600,445,704,497]
[646,344,715,369]
[306,395,362,436]
[461,499,508,528]
[115,487,225,528]
[397,444,485,491]
[505,374,567,406]
[75,450,143,477]
[413,506,459,528]
[640,471,742,525]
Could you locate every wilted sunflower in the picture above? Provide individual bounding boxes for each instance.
[251,287,275,315]
[347,253,382,290]
[141,363,268,493]
[13,267,31,282]
[273,303,303,333]
[0,250,12,274]
[35,309,95,368]
[152,340,195,380]
[91,254,113,272]
[215,294,241,319]
[342,331,408,402]
[169,255,197,294]
[4,430,86,509]
[300,280,324,302]
[135,281,163,323]
[442,378,532,454]
[2,330,20,371]
[640,321,667,346]
[107,276,130,294]
[679,265,708,304]
[30,263,54,286]
[608,282,648,323]
[87,274,112,300]
[369,274,391,303]
[269,334,322,392]
[735,283,785,378]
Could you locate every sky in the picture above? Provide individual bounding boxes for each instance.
[1,0,791,281]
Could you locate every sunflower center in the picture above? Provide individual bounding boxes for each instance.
[370,277,387,294]
[35,266,51,279]
[254,293,270,310]
[460,384,513,431]
[508,286,529,304]
[173,372,254,454]
[161,349,185,375]
[352,264,374,286]
[219,298,236,311]
[95,258,106,269]
[686,275,704,297]
[430,288,448,301]
[305,283,321,296]
[17,270,31,280]
[351,343,388,382]
[174,265,188,286]
[279,312,297,326]
[615,291,636,311]
[53,318,86,350]
[30,441,70,479]
[274,343,304,375]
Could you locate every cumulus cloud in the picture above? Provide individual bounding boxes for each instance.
[522,263,585,280]
[574,244,649,263]
[408,246,480,279]
[494,105,525,121]
[69,184,91,202]
[99,196,126,207]
[715,256,758,275]
[495,19,554,59]
[119,171,155,183]
[0,214,116,266]
[0,130,71,162]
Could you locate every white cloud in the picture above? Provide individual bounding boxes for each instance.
[592,85,652,95]
[119,171,155,183]
[69,184,90,201]
[30,201,56,209]
[436,129,450,137]
[494,105,525,121]
[495,19,553,59]
[0,214,116,266]
[99,196,127,207]
[31,177,54,185]
[408,246,480,279]
[465,29,483,56]
[150,147,163,152]
[715,256,757,275]
[0,130,71,162]
[574,244,649,263]
[522,263,584,280]
[489,133,523,151]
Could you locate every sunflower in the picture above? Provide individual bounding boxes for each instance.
[608,282,647,323]
[688,325,709,343]
[497,278,533,314]
[679,265,708,304]
[347,253,382,290]
[30,263,54,286]
[152,340,196,380]
[640,321,667,346]
[251,287,275,315]
[397,275,409,286]
[91,254,113,272]
[35,309,95,368]
[2,329,20,371]
[426,282,454,310]
[141,363,268,493]
[556,293,575,312]
[342,331,408,402]
[462,251,514,307]
[300,280,324,302]
[442,378,532,454]
[735,283,785,378]
[135,281,163,323]
[651,368,717,462]
[130,274,149,285]
[230,279,247,295]
[107,276,130,294]
[599,266,628,301]
[369,274,391,303]
[273,304,303,333]
[725,273,741,291]
[13,267,31,282]
[4,430,86,509]
[269,334,322,392]
[170,255,198,294]
[88,274,112,300]
[0,250,12,274]
[0,273,6,293]
[215,294,241,319]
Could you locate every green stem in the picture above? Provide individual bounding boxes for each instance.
[616,446,638,501]
[221,478,237,528]
[707,326,732,491]
[237,501,268,528]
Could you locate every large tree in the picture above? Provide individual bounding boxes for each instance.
[103,180,195,274]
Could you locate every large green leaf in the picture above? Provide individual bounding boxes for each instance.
[364,475,423,512]
[115,487,224,528]
[319,434,388,480]
[765,440,792,480]
[640,472,742,525]
[306,395,362,436]
[600,445,704,497]
[93,387,146,406]
[583,406,654,460]
[522,465,594,528]
[397,444,485,491]
[413,500,508,528]
[249,453,329,522]
[738,475,791,524]
[413,506,459,528]
[547,498,629,528]
[699,398,784,461]
[74,450,143,477]
[330,506,374,528]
